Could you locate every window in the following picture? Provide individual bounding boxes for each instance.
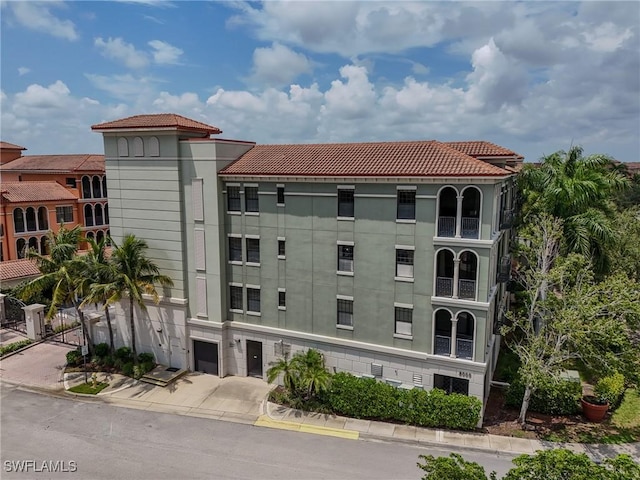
[246,238,260,264]
[337,298,353,327]
[338,189,354,218]
[37,207,48,231]
[230,286,243,311]
[92,176,102,199]
[102,177,108,198]
[25,207,36,231]
[277,186,285,205]
[13,208,25,233]
[16,238,26,259]
[278,290,286,309]
[56,206,73,224]
[227,186,241,212]
[95,204,104,226]
[397,190,416,220]
[395,307,413,336]
[245,186,259,212]
[84,204,94,227]
[82,176,92,199]
[229,237,242,262]
[66,178,76,188]
[396,249,414,278]
[278,239,285,258]
[247,288,261,313]
[434,374,469,396]
[338,244,354,273]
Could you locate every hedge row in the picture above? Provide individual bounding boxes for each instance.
[321,372,482,431]
[505,377,582,415]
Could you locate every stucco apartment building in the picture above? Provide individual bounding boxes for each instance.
[0,142,109,264]
[91,113,520,413]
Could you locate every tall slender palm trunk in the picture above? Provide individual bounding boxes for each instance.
[129,298,138,363]
[104,305,114,354]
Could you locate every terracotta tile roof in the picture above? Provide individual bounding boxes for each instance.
[625,162,640,173]
[446,141,523,159]
[1,154,104,173]
[1,182,78,203]
[219,140,510,178]
[0,258,40,282]
[91,113,222,134]
[0,141,26,151]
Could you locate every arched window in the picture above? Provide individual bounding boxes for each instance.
[437,187,458,237]
[37,207,48,231]
[102,176,108,198]
[84,204,94,227]
[458,251,478,300]
[96,230,105,243]
[95,204,104,226]
[40,236,49,255]
[82,176,92,199]
[13,208,25,233]
[456,312,475,360]
[117,137,129,157]
[86,231,95,241]
[104,204,109,224]
[92,176,102,198]
[133,137,144,157]
[148,136,160,156]
[26,207,37,232]
[461,187,481,239]
[28,236,38,252]
[434,309,453,356]
[16,238,26,259]
[435,249,455,297]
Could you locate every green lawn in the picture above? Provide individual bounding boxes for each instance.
[612,389,640,429]
[68,382,109,395]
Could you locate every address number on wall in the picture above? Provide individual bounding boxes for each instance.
[458,371,472,379]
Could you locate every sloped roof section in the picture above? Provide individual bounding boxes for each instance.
[1,182,78,203]
[1,154,104,173]
[219,140,510,178]
[0,258,40,283]
[0,141,26,151]
[91,113,222,134]
[446,141,523,159]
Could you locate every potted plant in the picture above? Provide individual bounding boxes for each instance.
[581,373,625,422]
[580,394,608,422]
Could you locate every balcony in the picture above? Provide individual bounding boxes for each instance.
[435,335,451,356]
[435,277,476,300]
[436,277,453,297]
[434,336,473,360]
[497,256,511,283]
[500,209,514,230]
[438,216,455,237]
[461,217,479,239]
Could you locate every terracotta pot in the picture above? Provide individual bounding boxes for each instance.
[581,396,609,422]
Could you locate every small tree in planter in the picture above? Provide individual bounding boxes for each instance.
[582,373,625,422]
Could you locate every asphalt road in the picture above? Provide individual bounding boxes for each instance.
[1,386,516,480]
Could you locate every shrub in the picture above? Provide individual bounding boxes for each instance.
[506,377,582,415]
[94,343,110,358]
[54,321,79,334]
[0,339,33,357]
[594,373,626,409]
[66,350,82,366]
[138,352,155,364]
[325,372,481,431]
[121,362,134,377]
[115,346,133,362]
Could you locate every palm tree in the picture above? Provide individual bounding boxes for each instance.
[267,352,299,394]
[110,234,173,362]
[19,225,93,352]
[518,146,628,272]
[79,238,117,354]
[291,349,332,399]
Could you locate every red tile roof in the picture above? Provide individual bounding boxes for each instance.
[91,114,222,134]
[219,141,511,178]
[625,162,640,173]
[445,141,523,159]
[0,258,40,283]
[1,182,78,203]
[1,154,104,173]
[0,141,26,151]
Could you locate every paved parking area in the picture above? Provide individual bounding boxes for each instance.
[0,328,28,347]
[0,340,74,390]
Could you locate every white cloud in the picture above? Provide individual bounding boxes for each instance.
[250,43,312,86]
[148,40,183,65]
[153,91,203,110]
[95,37,149,69]
[14,81,71,109]
[7,1,78,41]
[583,22,634,53]
[85,73,159,105]
[18,67,31,76]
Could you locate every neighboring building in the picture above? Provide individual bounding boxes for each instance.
[92,113,520,416]
[0,144,109,263]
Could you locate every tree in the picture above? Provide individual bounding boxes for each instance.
[109,234,173,362]
[607,207,640,282]
[503,215,640,424]
[417,453,495,480]
[19,226,94,353]
[267,348,332,401]
[267,352,298,393]
[79,238,117,354]
[518,146,628,273]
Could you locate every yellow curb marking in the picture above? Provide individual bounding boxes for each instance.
[255,416,359,440]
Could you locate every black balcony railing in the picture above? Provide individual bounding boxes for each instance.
[500,209,514,230]
[497,256,511,283]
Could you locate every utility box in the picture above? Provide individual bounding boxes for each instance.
[23,304,46,341]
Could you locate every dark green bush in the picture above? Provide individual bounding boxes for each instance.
[115,346,133,362]
[121,362,134,377]
[506,377,582,415]
[0,339,33,357]
[138,352,155,363]
[94,343,110,358]
[324,372,481,431]
[66,350,82,366]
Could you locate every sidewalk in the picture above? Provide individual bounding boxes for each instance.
[58,370,640,462]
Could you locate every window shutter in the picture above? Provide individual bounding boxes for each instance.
[192,178,204,221]
[195,229,206,271]
[196,277,207,316]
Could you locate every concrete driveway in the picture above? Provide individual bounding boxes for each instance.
[0,340,74,390]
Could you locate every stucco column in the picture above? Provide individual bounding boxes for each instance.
[452,258,460,299]
[450,317,458,358]
[0,293,6,324]
[455,194,463,238]
[23,303,46,341]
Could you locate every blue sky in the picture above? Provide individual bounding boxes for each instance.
[1,1,638,162]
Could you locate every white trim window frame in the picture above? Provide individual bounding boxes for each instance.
[246,285,261,316]
[229,283,244,313]
[337,185,355,220]
[394,303,413,339]
[395,245,415,281]
[228,234,243,264]
[226,184,242,214]
[246,235,260,266]
[337,241,354,275]
[337,295,354,329]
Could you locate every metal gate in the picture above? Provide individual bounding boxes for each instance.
[1,295,27,334]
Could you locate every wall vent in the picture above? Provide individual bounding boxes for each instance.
[371,363,383,377]
[413,373,423,385]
